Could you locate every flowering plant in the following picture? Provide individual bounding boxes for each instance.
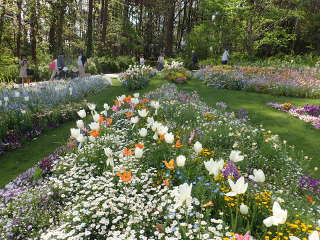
[119,65,154,90]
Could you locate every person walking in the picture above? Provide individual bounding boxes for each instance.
[157,52,165,71]
[49,58,58,80]
[191,50,198,70]
[57,52,65,78]
[221,49,230,65]
[78,52,87,78]
[19,55,28,86]
[139,54,145,66]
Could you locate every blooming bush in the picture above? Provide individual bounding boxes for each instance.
[119,65,154,90]
[266,102,320,129]
[0,75,111,155]
[161,61,192,84]
[197,65,320,98]
[0,85,319,240]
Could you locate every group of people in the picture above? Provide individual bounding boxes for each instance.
[18,52,88,86]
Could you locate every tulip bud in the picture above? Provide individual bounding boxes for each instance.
[240,203,249,215]
[194,141,203,154]
[76,120,84,129]
[164,132,174,144]
[176,155,186,167]
[135,147,143,158]
[77,109,86,118]
[139,128,148,137]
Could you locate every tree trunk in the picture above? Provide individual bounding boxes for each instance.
[165,0,175,57]
[30,0,38,64]
[16,0,22,57]
[86,0,94,57]
[0,0,7,46]
[56,1,67,56]
[101,0,109,44]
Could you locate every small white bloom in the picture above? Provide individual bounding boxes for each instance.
[176,155,186,167]
[103,103,110,110]
[76,134,86,143]
[194,141,203,154]
[21,110,26,114]
[249,169,265,183]
[139,128,148,137]
[164,132,174,144]
[104,147,113,158]
[229,150,244,162]
[130,116,139,124]
[240,203,249,215]
[133,93,140,98]
[138,109,149,118]
[87,103,96,111]
[77,109,86,118]
[70,128,81,138]
[88,122,100,131]
[131,98,139,105]
[4,97,9,102]
[88,136,96,142]
[106,157,114,168]
[135,147,144,158]
[14,91,20,97]
[24,96,29,102]
[76,120,84,129]
[153,133,158,140]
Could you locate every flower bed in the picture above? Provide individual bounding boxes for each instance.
[0,84,319,239]
[0,75,111,155]
[266,102,320,129]
[196,65,320,98]
[119,65,155,90]
[161,61,192,84]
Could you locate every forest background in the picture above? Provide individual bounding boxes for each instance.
[0,0,320,82]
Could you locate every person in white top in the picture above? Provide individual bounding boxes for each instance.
[78,55,85,78]
[157,52,165,71]
[139,54,145,66]
[222,49,230,65]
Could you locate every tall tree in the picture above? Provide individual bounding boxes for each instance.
[86,0,94,57]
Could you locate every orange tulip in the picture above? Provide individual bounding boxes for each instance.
[116,171,132,182]
[125,112,133,118]
[98,115,105,124]
[163,179,170,185]
[202,201,214,207]
[90,130,100,137]
[306,196,314,203]
[159,134,165,141]
[123,148,133,156]
[124,96,132,103]
[106,118,113,126]
[135,143,144,149]
[163,159,174,170]
[173,140,183,148]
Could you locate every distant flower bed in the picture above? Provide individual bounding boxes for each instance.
[266,102,320,129]
[119,65,155,90]
[161,61,192,84]
[1,84,319,240]
[0,75,111,155]
[196,65,320,98]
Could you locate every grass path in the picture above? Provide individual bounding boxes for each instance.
[178,78,320,177]
[0,76,319,187]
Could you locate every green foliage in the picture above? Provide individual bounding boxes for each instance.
[94,56,136,73]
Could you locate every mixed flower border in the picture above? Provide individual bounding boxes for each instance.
[0,84,319,240]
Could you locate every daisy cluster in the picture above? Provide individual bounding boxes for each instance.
[0,84,319,240]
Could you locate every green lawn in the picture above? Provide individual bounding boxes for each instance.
[0,76,319,188]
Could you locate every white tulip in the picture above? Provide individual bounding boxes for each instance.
[104,147,113,158]
[153,133,159,140]
[88,122,100,131]
[172,183,192,209]
[176,155,186,167]
[150,100,160,109]
[138,109,149,118]
[106,157,114,168]
[87,103,96,111]
[151,121,160,131]
[133,93,140,98]
[194,141,203,154]
[77,109,86,118]
[263,202,288,227]
[134,147,144,158]
[24,96,29,102]
[93,114,100,122]
[14,91,20,97]
[70,128,81,139]
[139,128,148,137]
[21,110,26,114]
[157,125,169,135]
[89,136,96,142]
[4,97,9,102]
[131,98,139,105]
[117,95,125,102]
[76,120,84,129]
[130,116,139,124]
[240,203,249,215]
[229,150,244,162]
[226,177,248,196]
[249,169,265,183]
[204,159,224,177]
[76,134,86,143]
[103,103,110,110]
[164,132,174,144]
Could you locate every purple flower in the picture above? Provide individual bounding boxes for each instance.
[299,175,320,197]
[222,161,240,180]
[303,105,320,116]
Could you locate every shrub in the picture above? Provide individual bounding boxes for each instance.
[119,65,154,90]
